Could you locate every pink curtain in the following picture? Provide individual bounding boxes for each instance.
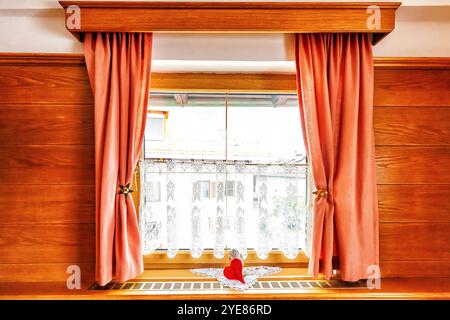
[84,33,152,286]
[295,33,379,281]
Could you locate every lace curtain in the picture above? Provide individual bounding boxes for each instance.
[139,159,312,259]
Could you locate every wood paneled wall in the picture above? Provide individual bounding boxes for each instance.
[374,61,450,278]
[0,54,448,284]
[0,54,95,286]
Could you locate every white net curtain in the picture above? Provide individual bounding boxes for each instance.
[139,159,312,260]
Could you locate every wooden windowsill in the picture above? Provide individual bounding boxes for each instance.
[1,272,450,300]
[134,267,313,282]
[1,277,450,300]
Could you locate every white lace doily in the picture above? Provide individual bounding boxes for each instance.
[191,266,282,291]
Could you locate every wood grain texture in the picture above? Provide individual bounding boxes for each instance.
[374,57,450,70]
[58,1,399,37]
[374,107,450,146]
[376,146,450,184]
[0,185,94,225]
[144,250,308,269]
[1,54,449,283]
[380,261,450,278]
[1,54,448,95]
[378,184,450,223]
[1,278,450,300]
[0,263,95,284]
[374,69,450,107]
[0,53,86,66]
[0,224,95,264]
[0,65,92,105]
[379,223,450,261]
[59,1,402,9]
[6,54,447,68]
[151,72,297,93]
[0,145,94,185]
[373,58,450,278]
[0,104,94,145]
[0,56,96,284]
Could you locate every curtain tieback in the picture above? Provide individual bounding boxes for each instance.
[118,183,134,198]
[312,188,328,200]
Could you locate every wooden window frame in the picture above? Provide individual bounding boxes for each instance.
[132,59,450,269]
[144,251,309,270]
[137,73,309,268]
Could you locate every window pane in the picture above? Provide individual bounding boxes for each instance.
[141,92,309,259]
[144,93,226,160]
[227,94,305,163]
[146,117,165,141]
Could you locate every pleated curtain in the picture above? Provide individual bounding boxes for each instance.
[295,33,379,281]
[84,32,152,285]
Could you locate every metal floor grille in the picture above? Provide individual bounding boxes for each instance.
[90,280,366,291]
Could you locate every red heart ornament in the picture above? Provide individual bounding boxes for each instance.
[223,258,245,284]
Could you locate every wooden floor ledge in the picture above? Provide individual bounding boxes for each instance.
[0,278,449,300]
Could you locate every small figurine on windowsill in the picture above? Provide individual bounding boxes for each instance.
[228,248,243,265]
[191,248,281,291]
[223,249,245,284]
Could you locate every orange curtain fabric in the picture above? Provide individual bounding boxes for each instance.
[295,33,379,281]
[84,33,152,285]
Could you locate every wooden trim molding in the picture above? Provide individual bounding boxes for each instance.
[151,72,297,93]
[2,53,450,92]
[374,57,450,69]
[144,250,309,269]
[58,1,401,44]
[0,53,86,66]
[4,54,449,69]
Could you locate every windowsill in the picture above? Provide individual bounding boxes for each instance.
[135,267,313,282]
[1,277,450,300]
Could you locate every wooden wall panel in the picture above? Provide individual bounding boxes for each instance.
[376,146,450,185]
[380,261,450,278]
[0,104,94,145]
[0,65,92,105]
[374,69,450,107]
[378,185,450,223]
[0,185,95,224]
[0,54,95,284]
[374,60,450,278]
[380,223,450,261]
[0,145,94,185]
[374,107,450,146]
[0,54,449,283]
[0,224,95,264]
[0,263,94,285]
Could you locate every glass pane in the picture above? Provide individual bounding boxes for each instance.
[227,94,305,163]
[145,117,165,141]
[144,93,226,160]
[142,92,309,258]
[140,160,307,257]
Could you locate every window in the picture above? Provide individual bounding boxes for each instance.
[140,92,311,266]
[145,111,167,141]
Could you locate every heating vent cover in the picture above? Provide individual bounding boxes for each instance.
[90,280,367,291]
